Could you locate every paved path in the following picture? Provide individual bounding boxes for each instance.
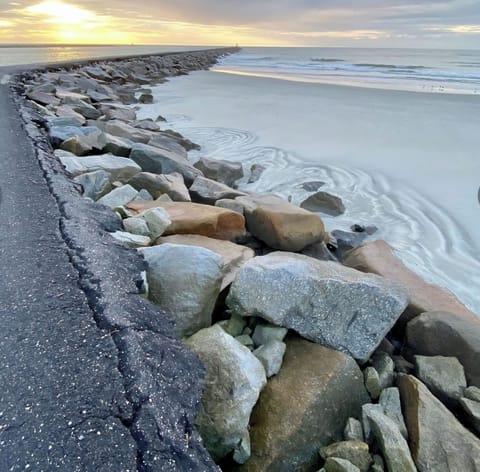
[0,81,216,470]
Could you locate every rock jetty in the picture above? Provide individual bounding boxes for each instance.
[16,47,480,471]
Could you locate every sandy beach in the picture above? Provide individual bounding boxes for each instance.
[137,70,480,314]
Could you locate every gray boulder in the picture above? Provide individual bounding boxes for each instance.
[371,352,395,390]
[141,244,223,337]
[141,208,171,239]
[194,157,244,187]
[227,253,409,362]
[129,143,201,185]
[74,170,111,200]
[398,374,480,472]
[96,184,138,209]
[99,103,136,122]
[128,172,190,201]
[301,191,346,216]
[189,176,246,205]
[60,129,107,156]
[344,418,364,442]
[248,163,265,183]
[460,397,480,433]
[215,199,245,215]
[465,386,480,402]
[185,325,266,460]
[48,125,100,147]
[407,311,480,387]
[251,323,288,347]
[92,119,151,143]
[364,367,382,400]
[69,154,141,183]
[103,133,134,157]
[148,133,188,158]
[364,408,416,472]
[414,355,467,405]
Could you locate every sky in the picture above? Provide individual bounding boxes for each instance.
[0,0,479,48]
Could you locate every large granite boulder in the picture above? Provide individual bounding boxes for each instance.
[56,152,141,183]
[99,103,136,122]
[343,240,477,323]
[126,201,246,241]
[60,129,107,156]
[236,194,325,251]
[129,143,201,185]
[92,119,151,143]
[148,133,188,158]
[227,252,409,362]
[398,374,480,472]
[48,125,100,147]
[186,325,266,461]
[141,244,223,337]
[407,311,480,387]
[74,170,111,201]
[238,336,369,471]
[194,157,244,187]
[189,176,246,205]
[155,234,254,291]
[128,172,191,201]
[96,184,138,209]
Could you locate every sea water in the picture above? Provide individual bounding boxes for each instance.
[136,47,480,315]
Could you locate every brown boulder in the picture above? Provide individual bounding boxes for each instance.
[236,194,325,252]
[343,240,477,323]
[398,374,480,472]
[407,311,480,387]
[238,336,369,471]
[126,200,246,241]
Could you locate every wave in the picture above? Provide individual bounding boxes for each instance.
[311,58,345,63]
[354,63,428,70]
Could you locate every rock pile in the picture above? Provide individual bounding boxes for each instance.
[20,48,480,471]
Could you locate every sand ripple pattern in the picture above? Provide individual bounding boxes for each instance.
[167,124,480,315]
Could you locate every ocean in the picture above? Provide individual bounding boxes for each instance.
[216,47,480,95]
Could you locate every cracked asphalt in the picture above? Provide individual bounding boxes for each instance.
[0,76,217,471]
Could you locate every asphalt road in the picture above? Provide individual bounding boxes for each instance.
[0,79,216,470]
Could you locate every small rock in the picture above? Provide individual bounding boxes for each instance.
[110,231,150,248]
[248,163,265,183]
[324,457,360,472]
[301,241,338,262]
[301,191,345,216]
[252,324,288,347]
[141,207,171,238]
[361,404,384,444]
[225,313,247,337]
[371,352,395,390]
[135,189,154,201]
[123,217,150,236]
[96,184,138,209]
[301,180,325,192]
[194,157,244,187]
[189,176,246,205]
[371,455,385,472]
[415,355,467,404]
[344,418,364,442]
[320,441,371,472]
[139,92,153,103]
[74,170,111,201]
[460,397,480,433]
[128,172,190,202]
[364,367,382,400]
[331,230,368,260]
[134,119,160,132]
[364,408,416,472]
[235,334,254,349]
[392,355,415,375]
[253,340,286,378]
[465,386,480,402]
[379,387,408,439]
[233,430,251,465]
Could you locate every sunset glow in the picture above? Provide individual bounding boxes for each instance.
[1,0,479,47]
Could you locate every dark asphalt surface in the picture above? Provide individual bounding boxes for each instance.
[0,74,217,470]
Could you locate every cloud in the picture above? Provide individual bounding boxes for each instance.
[0,0,479,46]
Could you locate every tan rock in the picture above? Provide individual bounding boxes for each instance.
[126,200,246,241]
[398,374,480,472]
[155,234,255,290]
[343,240,477,323]
[236,194,325,252]
[238,336,369,471]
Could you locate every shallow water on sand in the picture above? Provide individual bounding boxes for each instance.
[137,70,480,316]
